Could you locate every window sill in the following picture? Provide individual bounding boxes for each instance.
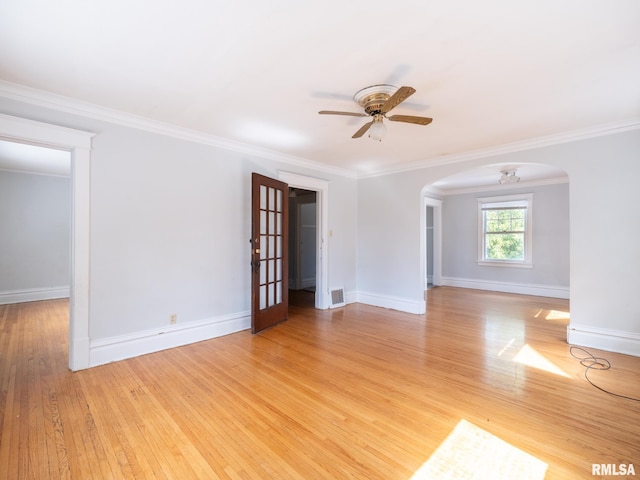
[477,260,533,269]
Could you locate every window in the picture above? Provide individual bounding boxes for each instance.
[478,194,533,268]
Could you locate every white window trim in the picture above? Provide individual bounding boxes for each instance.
[477,193,533,268]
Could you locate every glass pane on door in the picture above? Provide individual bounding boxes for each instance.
[257,182,286,311]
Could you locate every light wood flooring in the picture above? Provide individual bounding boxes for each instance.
[1,287,639,479]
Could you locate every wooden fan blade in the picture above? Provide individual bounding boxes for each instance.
[387,114,433,126]
[352,121,373,138]
[380,86,416,113]
[319,110,368,117]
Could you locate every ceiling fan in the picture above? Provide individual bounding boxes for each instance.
[319,84,432,141]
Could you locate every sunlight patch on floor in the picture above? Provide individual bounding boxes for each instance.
[545,309,570,321]
[410,419,547,480]
[496,337,516,357]
[533,308,570,321]
[513,344,571,378]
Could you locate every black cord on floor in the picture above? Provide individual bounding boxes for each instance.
[569,346,640,403]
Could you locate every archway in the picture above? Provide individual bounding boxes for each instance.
[420,161,569,302]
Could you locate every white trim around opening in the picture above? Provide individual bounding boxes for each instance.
[0,113,94,371]
[278,171,330,310]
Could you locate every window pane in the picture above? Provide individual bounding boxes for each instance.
[268,283,274,307]
[479,195,532,265]
[259,285,266,310]
[268,187,275,211]
[512,216,525,230]
[260,186,267,210]
[260,236,267,260]
[268,260,275,282]
[485,233,524,260]
[485,209,525,233]
[260,260,266,285]
[268,212,275,234]
[260,210,267,235]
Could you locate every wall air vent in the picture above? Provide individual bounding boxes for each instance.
[330,288,345,308]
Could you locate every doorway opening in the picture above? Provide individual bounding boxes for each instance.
[0,140,72,304]
[421,196,443,301]
[0,113,93,370]
[426,205,435,289]
[278,171,329,310]
[288,187,317,309]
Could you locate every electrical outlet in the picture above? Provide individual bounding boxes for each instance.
[169,314,177,325]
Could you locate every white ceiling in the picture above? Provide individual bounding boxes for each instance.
[0,0,638,187]
[0,140,70,177]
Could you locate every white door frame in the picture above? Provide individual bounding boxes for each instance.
[420,196,443,293]
[278,171,329,309]
[0,113,94,371]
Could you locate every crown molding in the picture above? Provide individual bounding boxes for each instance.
[360,119,640,178]
[0,80,357,179]
[2,80,638,182]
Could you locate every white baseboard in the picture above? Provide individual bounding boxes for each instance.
[567,325,640,357]
[89,311,250,367]
[344,290,358,306]
[355,291,426,314]
[442,277,570,299]
[0,286,70,305]
[70,336,91,371]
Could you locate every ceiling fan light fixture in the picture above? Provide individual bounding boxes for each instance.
[319,84,431,140]
[368,115,386,142]
[499,168,520,184]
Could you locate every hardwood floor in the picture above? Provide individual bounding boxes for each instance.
[1,287,639,479]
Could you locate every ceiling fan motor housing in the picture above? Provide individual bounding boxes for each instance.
[353,84,397,115]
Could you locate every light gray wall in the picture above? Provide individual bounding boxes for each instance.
[0,170,70,296]
[0,97,357,344]
[2,94,638,357]
[358,129,640,355]
[442,182,570,287]
[358,173,425,302]
[88,127,357,341]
